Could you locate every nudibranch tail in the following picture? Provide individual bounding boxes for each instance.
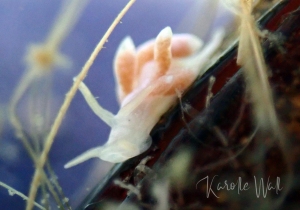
[170,34,203,58]
[185,28,225,74]
[64,146,104,169]
[74,78,115,127]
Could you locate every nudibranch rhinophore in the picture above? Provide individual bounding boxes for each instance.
[65,26,223,168]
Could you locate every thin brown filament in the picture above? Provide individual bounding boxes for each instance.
[25,1,136,209]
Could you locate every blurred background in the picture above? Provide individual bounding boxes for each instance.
[0,0,231,209]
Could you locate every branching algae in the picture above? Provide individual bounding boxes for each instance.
[26,1,137,209]
[6,0,88,209]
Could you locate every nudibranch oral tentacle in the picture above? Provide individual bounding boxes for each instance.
[75,79,115,127]
[65,26,224,168]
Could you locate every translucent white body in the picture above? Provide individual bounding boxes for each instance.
[64,26,224,168]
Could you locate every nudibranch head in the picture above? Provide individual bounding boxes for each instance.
[99,137,152,163]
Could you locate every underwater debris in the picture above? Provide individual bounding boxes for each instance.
[222,0,280,134]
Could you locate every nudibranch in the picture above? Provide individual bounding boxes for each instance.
[65,26,223,168]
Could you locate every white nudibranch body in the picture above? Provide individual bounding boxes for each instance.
[64,26,224,168]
